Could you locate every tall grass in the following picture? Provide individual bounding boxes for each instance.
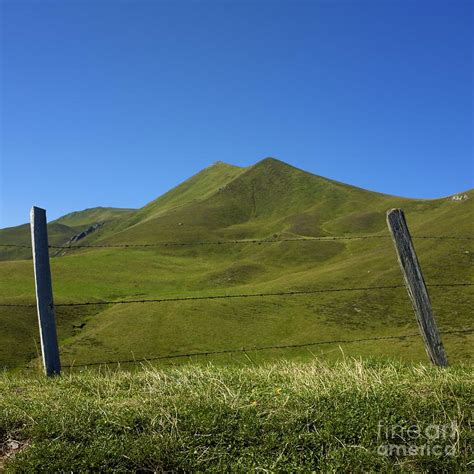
[1,358,472,471]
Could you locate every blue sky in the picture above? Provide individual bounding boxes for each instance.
[1,0,472,228]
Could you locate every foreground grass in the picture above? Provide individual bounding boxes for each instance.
[1,359,472,472]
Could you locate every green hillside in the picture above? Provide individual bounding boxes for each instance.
[0,223,77,261]
[0,207,136,261]
[54,207,136,227]
[0,158,472,369]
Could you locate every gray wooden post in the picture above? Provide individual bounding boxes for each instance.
[386,208,448,367]
[30,206,61,376]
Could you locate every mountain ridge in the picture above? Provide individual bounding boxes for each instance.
[1,157,472,239]
[1,157,472,258]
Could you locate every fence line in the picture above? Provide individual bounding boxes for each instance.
[0,234,473,251]
[3,327,471,370]
[59,328,474,368]
[2,207,473,374]
[0,244,33,248]
[1,282,472,309]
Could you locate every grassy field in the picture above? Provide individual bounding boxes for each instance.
[1,359,472,471]
[0,158,472,369]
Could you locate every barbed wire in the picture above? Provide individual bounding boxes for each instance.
[3,327,472,370]
[58,328,474,368]
[0,234,473,251]
[2,229,472,370]
[1,282,472,308]
[0,244,33,249]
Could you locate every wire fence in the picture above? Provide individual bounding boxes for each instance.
[1,282,472,309]
[3,327,471,371]
[56,327,473,368]
[1,230,473,370]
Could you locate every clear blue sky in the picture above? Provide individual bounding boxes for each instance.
[1,0,472,228]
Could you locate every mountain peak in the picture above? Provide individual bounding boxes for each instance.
[207,161,244,172]
[256,156,286,166]
[250,157,305,177]
[253,156,300,171]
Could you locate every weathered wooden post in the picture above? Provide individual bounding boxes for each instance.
[30,206,61,376]
[386,208,447,366]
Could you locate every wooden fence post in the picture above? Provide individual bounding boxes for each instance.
[30,206,61,376]
[386,208,447,366]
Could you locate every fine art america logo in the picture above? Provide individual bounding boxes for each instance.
[377,420,459,457]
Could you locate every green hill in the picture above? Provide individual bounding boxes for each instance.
[0,207,136,261]
[53,207,135,227]
[0,158,472,369]
[86,158,396,244]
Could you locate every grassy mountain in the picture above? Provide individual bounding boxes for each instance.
[53,207,135,227]
[0,207,136,261]
[0,158,472,369]
[84,158,396,244]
